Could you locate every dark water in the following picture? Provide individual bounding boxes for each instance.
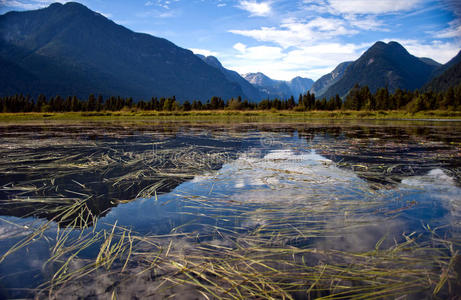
[0,120,460,298]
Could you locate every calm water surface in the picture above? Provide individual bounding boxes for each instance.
[0,120,460,299]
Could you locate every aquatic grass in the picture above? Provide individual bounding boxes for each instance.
[28,190,461,299]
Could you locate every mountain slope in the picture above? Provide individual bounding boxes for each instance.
[322,41,440,99]
[310,61,352,97]
[0,2,244,101]
[196,54,263,101]
[425,50,461,92]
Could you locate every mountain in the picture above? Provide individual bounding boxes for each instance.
[425,50,461,92]
[321,41,440,99]
[0,2,244,101]
[287,77,314,97]
[244,72,313,99]
[196,54,263,101]
[310,61,352,97]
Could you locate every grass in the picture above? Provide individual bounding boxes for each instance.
[1,109,461,122]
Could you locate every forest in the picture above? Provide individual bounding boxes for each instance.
[1,83,460,113]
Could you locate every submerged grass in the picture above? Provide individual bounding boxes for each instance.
[7,181,459,298]
[30,203,461,299]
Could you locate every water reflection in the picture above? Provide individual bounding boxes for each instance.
[0,121,460,298]
[1,122,460,224]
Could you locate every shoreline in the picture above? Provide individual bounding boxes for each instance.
[1,110,461,122]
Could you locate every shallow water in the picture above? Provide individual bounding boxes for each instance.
[0,120,460,298]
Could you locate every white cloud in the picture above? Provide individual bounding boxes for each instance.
[230,17,358,48]
[237,0,272,17]
[233,42,247,53]
[283,43,368,65]
[235,45,285,60]
[190,48,218,57]
[326,0,422,15]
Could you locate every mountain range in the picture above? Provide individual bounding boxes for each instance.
[243,73,314,99]
[0,2,460,103]
[0,2,244,101]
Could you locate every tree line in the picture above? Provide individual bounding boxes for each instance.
[1,83,460,113]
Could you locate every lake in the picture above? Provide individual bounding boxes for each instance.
[0,120,460,299]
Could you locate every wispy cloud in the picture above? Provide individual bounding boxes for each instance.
[237,0,272,17]
[230,17,358,48]
[429,20,461,39]
[319,0,423,15]
[144,0,180,10]
[136,8,180,18]
[343,14,388,31]
[0,0,66,10]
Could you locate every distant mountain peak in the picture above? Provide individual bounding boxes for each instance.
[244,72,313,99]
[244,72,268,79]
[244,72,274,87]
[245,72,269,78]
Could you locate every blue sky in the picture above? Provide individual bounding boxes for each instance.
[1,0,460,80]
